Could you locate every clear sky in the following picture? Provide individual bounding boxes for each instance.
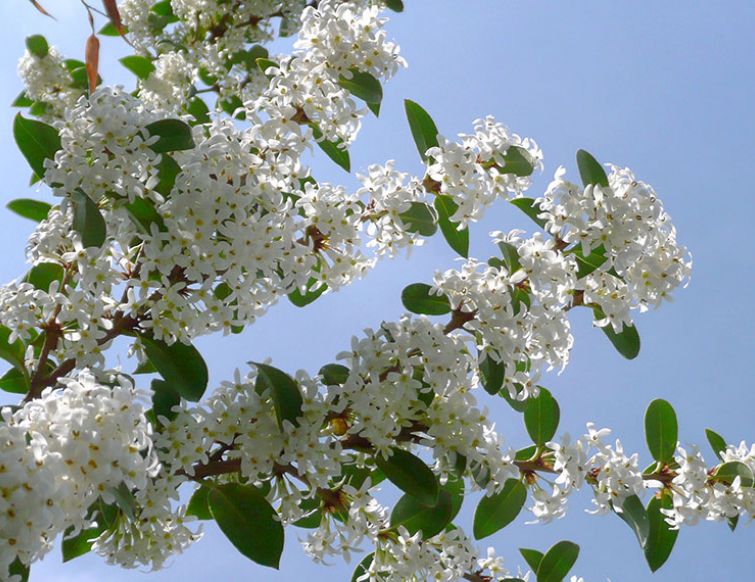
[0,1,753,580]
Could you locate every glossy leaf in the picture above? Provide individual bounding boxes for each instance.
[479,352,504,395]
[120,55,155,80]
[537,540,580,582]
[26,35,49,58]
[510,197,547,229]
[351,553,375,582]
[288,278,327,307]
[7,198,51,222]
[404,99,439,162]
[151,378,180,422]
[254,362,304,428]
[520,548,544,573]
[401,283,451,316]
[399,201,437,236]
[13,113,61,178]
[125,197,166,234]
[705,428,727,460]
[139,334,208,402]
[390,478,463,539]
[311,124,350,172]
[570,245,609,279]
[645,494,678,572]
[614,494,650,548]
[593,307,640,359]
[375,447,439,507]
[473,478,526,539]
[0,367,28,394]
[186,485,212,520]
[338,69,382,104]
[144,119,195,153]
[576,149,609,188]
[434,195,469,257]
[384,0,404,11]
[208,483,284,569]
[713,461,755,487]
[0,326,28,373]
[319,363,350,385]
[645,399,678,463]
[524,388,560,446]
[500,146,535,176]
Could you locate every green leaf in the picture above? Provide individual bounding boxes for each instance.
[187,97,210,125]
[713,461,755,487]
[434,195,469,258]
[109,482,137,520]
[404,99,439,162]
[645,399,678,463]
[119,55,155,80]
[319,363,350,385]
[186,485,212,520]
[593,307,640,359]
[151,378,180,422]
[390,478,463,538]
[705,428,727,461]
[13,113,61,178]
[24,262,64,292]
[728,514,739,531]
[500,146,535,177]
[351,553,375,582]
[99,22,126,36]
[520,548,544,573]
[510,197,547,229]
[569,245,609,279]
[62,524,103,562]
[401,283,451,316]
[537,540,580,582]
[524,388,560,446]
[0,326,28,374]
[208,483,284,569]
[375,447,439,507]
[644,494,678,572]
[311,125,350,172]
[288,278,327,307]
[153,153,181,198]
[125,197,166,234]
[292,496,322,528]
[473,478,526,539]
[384,0,404,11]
[12,91,34,107]
[7,198,51,222]
[70,189,107,248]
[256,57,279,77]
[0,367,28,395]
[398,201,437,236]
[139,334,208,402]
[26,34,49,58]
[576,149,609,188]
[478,352,504,395]
[144,119,195,153]
[613,494,650,548]
[9,558,29,582]
[338,69,383,105]
[254,362,304,428]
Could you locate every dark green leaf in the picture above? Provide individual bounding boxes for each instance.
[515,445,538,461]
[26,34,49,58]
[71,189,107,248]
[593,307,640,359]
[288,278,327,307]
[390,478,463,538]
[576,149,609,188]
[384,0,404,11]
[187,97,210,125]
[569,245,609,279]
[151,378,180,422]
[728,514,739,531]
[254,362,304,428]
[62,524,103,562]
[510,197,547,229]
[537,540,580,582]
[139,334,208,402]
[434,195,469,257]
[713,461,755,487]
[478,352,504,395]
[144,119,195,153]
[9,558,29,582]
[13,113,61,178]
[7,198,51,222]
[500,146,535,177]
[24,262,63,293]
[0,326,28,374]
[311,125,350,172]
[524,388,560,446]
[319,363,350,385]
[186,485,212,520]
[208,483,284,569]
[292,497,322,528]
[645,494,678,572]
[351,553,375,582]
[109,483,137,520]
[153,153,181,198]
[12,91,34,107]
[399,201,437,236]
[338,69,383,105]
[375,447,439,507]
[401,283,451,315]
[404,99,439,162]
[119,55,155,80]
[520,548,544,573]
[645,399,678,463]
[0,367,28,394]
[613,495,650,548]
[125,197,166,234]
[705,428,727,461]
[473,478,526,539]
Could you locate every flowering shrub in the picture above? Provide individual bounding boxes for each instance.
[0,1,750,581]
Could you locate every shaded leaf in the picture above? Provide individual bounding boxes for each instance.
[319,363,350,385]
[473,478,526,539]
[524,388,560,446]
[144,119,195,153]
[186,485,212,520]
[613,494,650,548]
[139,334,208,402]
[351,553,375,582]
[705,428,727,461]
[593,307,640,359]
[434,195,469,257]
[375,447,439,507]
[399,201,436,236]
[645,494,678,572]
[311,124,350,172]
[404,99,439,162]
[713,461,754,487]
[401,283,451,316]
[645,399,678,463]
[7,198,51,222]
[537,540,580,582]
[510,197,547,229]
[478,352,504,395]
[500,146,535,177]
[71,189,107,248]
[254,362,304,428]
[0,367,28,395]
[13,113,61,178]
[576,149,609,188]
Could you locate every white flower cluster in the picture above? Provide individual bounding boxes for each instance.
[0,371,156,579]
[538,165,692,331]
[17,46,82,120]
[426,116,543,226]
[139,51,196,114]
[433,230,575,399]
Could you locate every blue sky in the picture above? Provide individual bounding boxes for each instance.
[0,1,753,580]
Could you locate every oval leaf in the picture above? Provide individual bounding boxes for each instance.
[7,198,51,222]
[25,262,64,292]
[537,540,580,582]
[434,195,469,258]
[645,399,678,464]
[500,146,535,177]
[524,388,560,446]
[613,494,650,548]
[351,552,375,582]
[375,447,439,507]
[144,119,195,153]
[398,201,437,236]
[208,483,284,569]
[705,428,727,461]
[26,34,49,58]
[71,189,106,248]
[473,478,526,539]
[576,149,609,188]
[254,362,304,428]
[593,307,640,359]
[520,548,544,573]
[645,494,678,572]
[390,478,463,539]
[478,352,504,395]
[139,334,208,402]
[14,114,61,178]
[401,283,451,316]
[311,125,350,172]
[120,55,155,80]
[713,461,755,487]
[404,99,439,162]
[338,69,383,104]
[186,485,212,520]
[510,197,547,229]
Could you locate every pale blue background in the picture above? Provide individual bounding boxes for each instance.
[0,1,753,580]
